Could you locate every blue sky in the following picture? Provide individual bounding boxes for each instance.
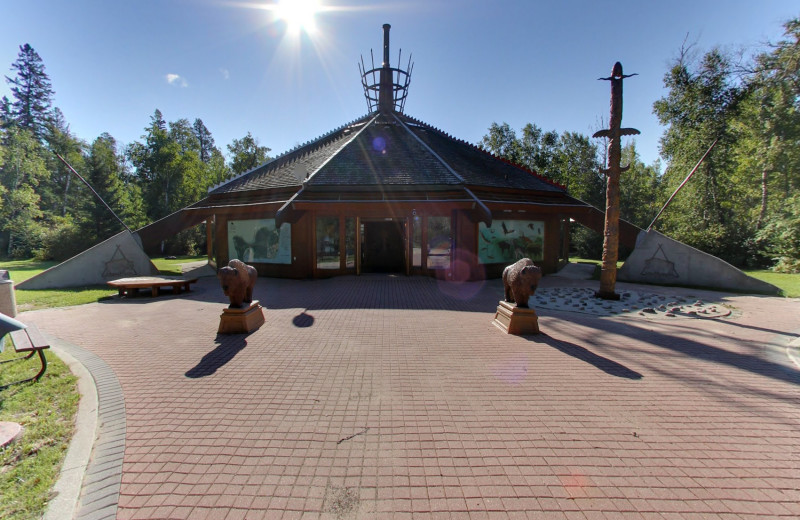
[2,1,798,169]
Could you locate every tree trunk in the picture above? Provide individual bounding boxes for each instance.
[756,167,768,230]
[61,174,71,217]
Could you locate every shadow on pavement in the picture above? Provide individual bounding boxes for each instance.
[111,275,797,388]
[604,318,800,387]
[292,311,315,328]
[532,333,644,379]
[185,335,248,378]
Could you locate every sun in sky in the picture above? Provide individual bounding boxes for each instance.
[274,0,321,35]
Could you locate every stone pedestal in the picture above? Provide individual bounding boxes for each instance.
[493,301,539,335]
[218,301,265,334]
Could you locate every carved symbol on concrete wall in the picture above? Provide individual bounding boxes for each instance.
[641,243,679,278]
[102,245,137,279]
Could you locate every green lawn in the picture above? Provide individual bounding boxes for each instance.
[0,347,79,520]
[0,256,207,311]
[0,259,58,284]
[568,257,623,280]
[744,270,800,298]
[0,259,116,312]
[150,255,206,275]
[567,258,799,297]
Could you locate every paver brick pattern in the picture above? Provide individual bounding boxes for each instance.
[23,275,800,519]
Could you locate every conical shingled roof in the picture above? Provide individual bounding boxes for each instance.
[208,113,374,194]
[308,114,461,187]
[208,111,572,198]
[399,113,564,192]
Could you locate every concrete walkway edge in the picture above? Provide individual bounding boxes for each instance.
[788,335,800,369]
[44,339,97,520]
[44,335,125,520]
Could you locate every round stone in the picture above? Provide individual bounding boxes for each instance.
[0,422,22,448]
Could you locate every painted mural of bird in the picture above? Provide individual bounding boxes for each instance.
[502,222,514,235]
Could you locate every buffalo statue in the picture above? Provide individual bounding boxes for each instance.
[502,258,542,308]
[218,259,257,308]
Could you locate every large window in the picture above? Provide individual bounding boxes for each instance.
[316,216,340,269]
[478,219,544,264]
[412,216,422,268]
[228,219,291,264]
[345,218,356,269]
[427,216,451,269]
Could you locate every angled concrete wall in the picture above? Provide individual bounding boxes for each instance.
[16,231,159,290]
[618,230,780,294]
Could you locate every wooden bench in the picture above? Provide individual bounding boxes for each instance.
[107,276,199,297]
[1,325,50,389]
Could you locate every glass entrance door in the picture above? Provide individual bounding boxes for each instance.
[361,219,406,273]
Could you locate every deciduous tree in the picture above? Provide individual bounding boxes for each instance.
[653,47,745,262]
[227,131,271,175]
[0,127,48,256]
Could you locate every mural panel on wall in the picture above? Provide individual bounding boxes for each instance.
[228,219,292,264]
[478,220,544,264]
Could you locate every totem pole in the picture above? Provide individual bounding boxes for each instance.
[592,62,639,300]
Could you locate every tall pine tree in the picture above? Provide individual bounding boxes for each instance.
[4,44,54,140]
[83,133,128,241]
[193,118,216,163]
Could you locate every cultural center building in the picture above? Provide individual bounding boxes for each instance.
[139,25,631,281]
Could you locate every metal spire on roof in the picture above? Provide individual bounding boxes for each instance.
[359,24,414,114]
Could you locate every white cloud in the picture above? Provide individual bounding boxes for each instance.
[165,73,188,87]
[220,68,230,80]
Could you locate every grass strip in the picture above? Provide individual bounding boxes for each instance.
[0,347,79,520]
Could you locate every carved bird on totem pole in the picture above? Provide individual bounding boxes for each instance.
[593,62,640,174]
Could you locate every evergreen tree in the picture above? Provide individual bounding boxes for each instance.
[128,110,218,223]
[169,118,200,155]
[128,109,180,219]
[4,44,55,140]
[0,96,12,129]
[149,109,166,133]
[193,118,216,163]
[83,133,129,241]
[44,107,87,217]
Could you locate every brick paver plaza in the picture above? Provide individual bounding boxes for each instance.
[22,274,800,519]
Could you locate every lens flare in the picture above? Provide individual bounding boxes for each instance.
[275,0,320,35]
[372,136,386,153]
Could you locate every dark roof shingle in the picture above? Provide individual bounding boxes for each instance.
[308,116,461,187]
[209,111,572,200]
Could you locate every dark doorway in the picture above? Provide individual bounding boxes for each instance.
[362,220,405,273]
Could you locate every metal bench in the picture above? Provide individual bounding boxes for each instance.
[1,325,50,389]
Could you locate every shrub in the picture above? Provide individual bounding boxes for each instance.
[34,216,93,261]
[757,195,800,274]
